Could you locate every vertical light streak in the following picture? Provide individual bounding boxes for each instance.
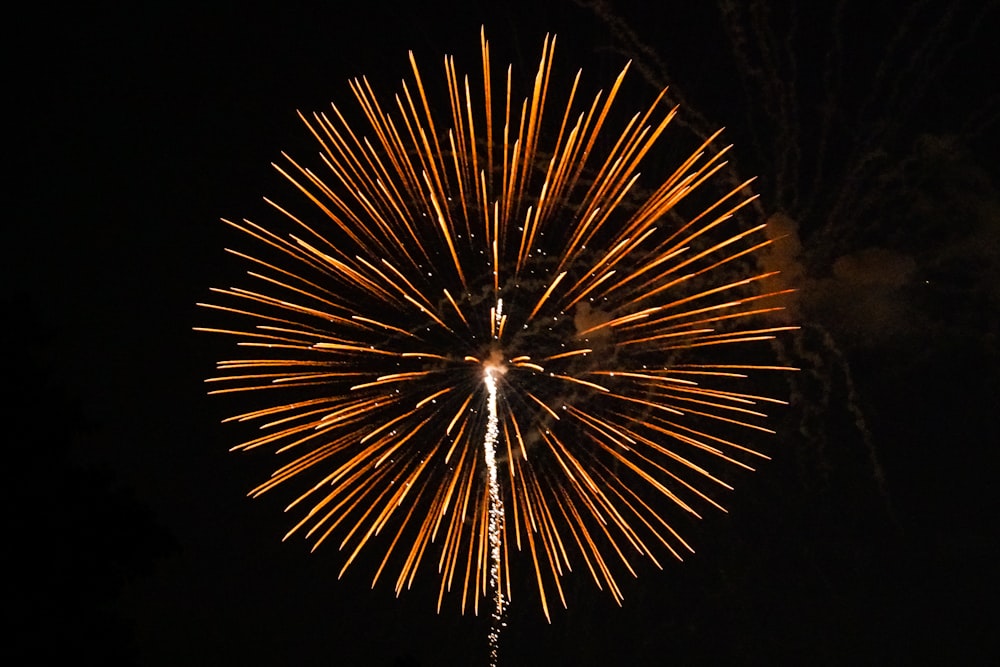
[483,359,507,666]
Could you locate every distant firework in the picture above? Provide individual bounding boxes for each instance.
[198,30,796,632]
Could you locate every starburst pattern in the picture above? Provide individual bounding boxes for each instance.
[199,30,796,621]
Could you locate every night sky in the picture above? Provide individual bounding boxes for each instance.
[11,1,999,665]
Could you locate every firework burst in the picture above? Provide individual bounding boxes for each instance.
[198,29,796,631]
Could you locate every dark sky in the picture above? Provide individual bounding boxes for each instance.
[11,1,999,665]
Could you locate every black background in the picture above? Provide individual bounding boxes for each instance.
[11,1,999,665]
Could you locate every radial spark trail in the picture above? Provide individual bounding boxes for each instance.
[199,29,797,632]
